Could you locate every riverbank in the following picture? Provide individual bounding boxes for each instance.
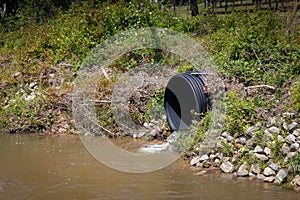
[0,0,299,192]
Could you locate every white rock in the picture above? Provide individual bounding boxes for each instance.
[220,161,234,173]
[199,154,209,162]
[264,147,272,156]
[269,162,280,172]
[268,126,280,134]
[281,143,290,154]
[263,167,276,176]
[249,172,256,178]
[235,137,246,145]
[250,163,261,174]
[237,162,248,177]
[190,156,201,166]
[274,169,287,184]
[221,132,229,137]
[245,126,257,137]
[264,176,275,183]
[138,132,147,138]
[255,153,269,161]
[292,129,300,137]
[267,118,276,127]
[149,129,157,137]
[290,142,300,151]
[254,145,264,153]
[14,72,21,77]
[288,122,298,132]
[257,174,266,180]
[283,122,288,130]
[286,134,296,144]
[291,175,300,186]
[282,112,295,118]
[277,135,285,143]
[227,135,234,143]
[29,82,38,89]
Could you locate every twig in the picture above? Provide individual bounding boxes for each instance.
[58,63,74,67]
[101,66,110,80]
[245,85,275,90]
[90,100,112,103]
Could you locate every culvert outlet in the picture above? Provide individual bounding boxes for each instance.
[164,71,211,130]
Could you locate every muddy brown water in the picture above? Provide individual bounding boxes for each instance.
[0,134,299,200]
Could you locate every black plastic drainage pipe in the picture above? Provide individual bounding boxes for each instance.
[164,71,211,130]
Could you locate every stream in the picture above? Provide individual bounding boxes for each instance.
[0,134,299,200]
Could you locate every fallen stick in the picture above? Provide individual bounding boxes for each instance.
[245,85,275,90]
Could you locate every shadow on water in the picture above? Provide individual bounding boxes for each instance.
[0,134,299,200]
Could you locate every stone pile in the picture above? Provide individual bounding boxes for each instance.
[189,113,300,188]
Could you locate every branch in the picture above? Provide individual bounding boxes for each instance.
[101,66,110,80]
[91,100,112,103]
[245,85,275,90]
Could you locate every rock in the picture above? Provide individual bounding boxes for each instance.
[264,147,272,156]
[277,135,285,143]
[263,167,276,176]
[292,129,300,137]
[285,134,296,144]
[245,126,257,137]
[291,175,300,187]
[237,162,248,177]
[203,161,211,168]
[235,137,246,145]
[254,145,264,153]
[143,122,150,128]
[267,118,276,127]
[216,142,223,148]
[257,174,266,180]
[246,139,254,149]
[215,153,223,160]
[274,169,287,184]
[283,122,288,131]
[264,176,275,183]
[24,92,36,101]
[269,162,280,172]
[14,72,21,77]
[199,154,209,162]
[214,158,221,164]
[58,127,66,133]
[288,122,298,132]
[281,143,290,154]
[133,133,138,139]
[231,155,239,164]
[286,134,296,144]
[234,143,243,149]
[268,126,280,134]
[283,112,295,118]
[29,82,38,90]
[149,129,157,137]
[227,135,234,143]
[221,132,229,138]
[249,172,256,178]
[209,154,216,160]
[220,161,234,173]
[138,132,147,138]
[250,163,261,174]
[255,153,269,161]
[290,142,300,151]
[190,156,201,166]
